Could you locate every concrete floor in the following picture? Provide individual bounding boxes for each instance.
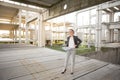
[0,44,120,80]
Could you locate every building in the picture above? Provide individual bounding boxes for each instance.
[0,0,120,50]
[0,0,120,80]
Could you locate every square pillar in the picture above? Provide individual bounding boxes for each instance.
[109,13,114,43]
[88,11,91,48]
[38,13,45,47]
[25,24,29,44]
[33,21,38,45]
[106,29,110,42]
[101,25,106,42]
[110,29,114,42]
[119,16,120,21]
[9,30,14,39]
[15,29,17,42]
[95,6,102,51]
[118,29,120,42]
[109,13,114,22]
[18,9,22,44]
[50,21,53,46]
[64,15,67,42]
[25,11,29,44]
[114,29,119,42]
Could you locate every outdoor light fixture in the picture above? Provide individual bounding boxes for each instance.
[106,8,113,12]
[64,4,67,10]
[114,6,119,10]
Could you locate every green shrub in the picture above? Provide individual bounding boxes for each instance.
[46,44,95,54]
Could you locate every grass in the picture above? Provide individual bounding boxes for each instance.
[46,44,64,52]
[76,46,95,55]
[46,44,95,54]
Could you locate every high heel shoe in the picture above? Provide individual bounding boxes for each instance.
[70,72,74,75]
[61,69,66,74]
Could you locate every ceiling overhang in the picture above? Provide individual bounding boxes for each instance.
[11,0,63,8]
[0,5,18,20]
[0,23,18,30]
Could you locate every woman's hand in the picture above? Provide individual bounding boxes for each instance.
[75,45,77,48]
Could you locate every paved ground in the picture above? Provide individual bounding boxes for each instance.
[0,44,120,80]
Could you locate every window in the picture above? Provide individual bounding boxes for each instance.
[91,17,96,24]
[77,11,90,26]
[114,12,120,22]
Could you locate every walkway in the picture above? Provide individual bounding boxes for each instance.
[0,45,120,80]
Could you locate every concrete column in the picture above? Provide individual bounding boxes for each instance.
[38,13,45,47]
[30,30,34,42]
[118,29,120,42]
[30,30,32,40]
[64,15,67,42]
[101,25,106,42]
[33,21,38,45]
[25,11,29,44]
[33,22,36,45]
[13,30,15,40]
[88,29,91,48]
[119,16,120,21]
[23,30,24,39]
[110,29,114,42]
[109,13,114,22]
[42,20,45,47]
[15,29,17,41]
[114,29,119,42]
[13,29,15,43]
[13,29,15,41]
[75,14,78,36]
[109,13,114,43]
[95,7,102,51]
[57,26,59,42]
[88,11,91,48]
[106,29,110,42]
[50,21,53,46]
[30,30,34,44]
[9,30,14,39]
[25,24,29,44]
[18,9,22,43]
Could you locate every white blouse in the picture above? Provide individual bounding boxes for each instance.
[68,36,75,48]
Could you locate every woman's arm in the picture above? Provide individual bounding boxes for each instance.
[76,36,82,45]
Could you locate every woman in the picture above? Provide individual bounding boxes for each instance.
[61,29,82,75]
